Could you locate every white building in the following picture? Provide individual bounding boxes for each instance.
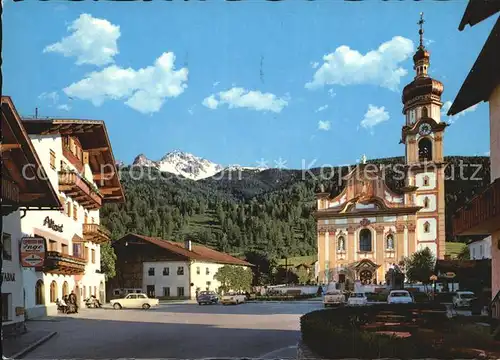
[468,236,492,260]
[19,118,124,318]
[109,234,253,299]
[1,97,62,335]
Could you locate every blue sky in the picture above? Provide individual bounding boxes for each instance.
[3,0,495,169]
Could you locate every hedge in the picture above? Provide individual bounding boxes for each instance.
[254,293,317,301]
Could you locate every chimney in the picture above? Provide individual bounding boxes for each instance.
[184,239,192,251]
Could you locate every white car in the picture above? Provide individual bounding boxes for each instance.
[453,291,476,308]
[323,290,345,307]
[221,292,246,305]
[387,290,414,304]
[347,292,368,306]
[110,293,159,310]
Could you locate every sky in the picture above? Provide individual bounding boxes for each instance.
[3,0,496,169]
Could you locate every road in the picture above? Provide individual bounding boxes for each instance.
[24,302,323,359]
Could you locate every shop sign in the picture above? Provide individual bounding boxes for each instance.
[1,272,16,282]
[43,216,63,232]
[20,236,46,268]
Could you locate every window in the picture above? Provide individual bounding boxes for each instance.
[50,281,58,303]
[73,204,78,221]
[148,267,155,276]
[472,247,476,259]
[196,266,200,275]
[94,286,97,296]
[206,267,210,275]
[2,233,12,261]
[49,240,57,252]
[84,213,88,224]
[113,289,120,296]
[177,287,185,297]
[386,234,395,250]
[85,247,90,260]
[177,266,184,275]
[60,160,67,171]
[91,217,95,224]
[337,236,345,252]
[423,221,430,233]
[206,281,211,289]
[418,138,433,162]
[61,244,68,255]
[62,281,69,297]
[421,106,428,118]
[127,294,138,299]
[423,197,430,208]
[91,249,96,264]
[2,294,11,322]
[35,280,45,305]
[480,244,484,258]
[49,149,56,170]
[423,176,430,186]
[163,267,170,276]
[66,202,71,217]
[163,287,170,297]
[359,229,372,252]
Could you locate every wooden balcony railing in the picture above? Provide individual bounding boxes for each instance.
[453,178,500,236]
[58,170,102,210]
[82,223,111,244]
[2,178,20,204]
[44,250,86,275]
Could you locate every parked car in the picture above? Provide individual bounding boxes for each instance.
[221,292,246,305]
[197,291,219,305]
[387,290,414,304]
[323,290,345,307]
[110,293,159,310]
[453,291,476,308]
[347,292,368,306]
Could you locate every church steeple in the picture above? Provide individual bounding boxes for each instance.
[413,12,430,79]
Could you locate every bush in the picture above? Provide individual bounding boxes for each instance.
[412,291,431,303]
[254,293,316,301]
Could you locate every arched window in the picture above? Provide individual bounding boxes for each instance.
[35,280,45,305]
[337,236,346,251]
[423,221,431,233]
[66,202,71,217]
[418,138,433,162]
[422,106,428,118]
[50,281,58,303]
[423,197,430,208]
[62,281,69,297]
[386,234,395,250]
[359,229,372,252]
[423,176,430,186]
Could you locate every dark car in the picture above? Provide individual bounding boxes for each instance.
[197,291,218,305]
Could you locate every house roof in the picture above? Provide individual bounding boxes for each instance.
[448,17,500,116]
[458,0,500,31]
[21,118,125,204]
[117,233,253,266]
[1,96,62,210]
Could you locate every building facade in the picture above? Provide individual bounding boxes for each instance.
[450,2,500,306]
[109,234,252,299]
[314,16,447,285]
[19,119,124,318]
[1,97,62,335]
[468,236,492,260]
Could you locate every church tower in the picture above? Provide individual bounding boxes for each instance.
[401,13,447,260]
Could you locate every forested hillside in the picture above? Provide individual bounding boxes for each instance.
[101,156,490,262]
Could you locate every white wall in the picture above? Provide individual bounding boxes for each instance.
[2,212,25,327]
[415,172,436,189]
[468,236,492,260]
[416,218,437,241]
[190,261,225,293]
[416,194,437,212]
[142,261,190,297]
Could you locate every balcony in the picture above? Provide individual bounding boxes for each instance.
[44,251,86,275]
[83,223,111,244]
[453,178,500,236]
[2,178,19,205]
[58,170,102,210]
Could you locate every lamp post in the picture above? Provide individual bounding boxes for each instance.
[430,274,438,300]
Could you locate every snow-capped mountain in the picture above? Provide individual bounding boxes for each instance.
[132,150,224,180]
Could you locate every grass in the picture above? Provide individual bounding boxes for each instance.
[445,242,467,258]
[277,255,317,266]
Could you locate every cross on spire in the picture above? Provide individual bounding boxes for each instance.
[418,12,425,48]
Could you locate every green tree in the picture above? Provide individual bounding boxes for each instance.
[296,266,312,284]
[456,246,470,260]
[214,265,253,294]
[403,247,435,286]
[100,242,117,279]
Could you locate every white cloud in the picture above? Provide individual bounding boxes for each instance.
[213,81,220,87]
[38,91,59,105]
[202,87,288,113]
[318,120,331,131]
[315,104,329,113]
[63,52,188,114]
[360,104,390,132]
[306,36,414,91]
[43,14,120,66]
[311,61,319,69]
[328,89,336,98]
[485,151,491,156]
[57,104,71,111]
[441,100,478,124]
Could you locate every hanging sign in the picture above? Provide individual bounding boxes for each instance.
[20,236,46,268]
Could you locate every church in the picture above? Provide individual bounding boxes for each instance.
[315,15,447,286]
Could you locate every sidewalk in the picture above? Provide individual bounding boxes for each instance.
[3,326,56,359]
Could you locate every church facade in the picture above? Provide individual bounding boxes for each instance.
[315,15,447,285]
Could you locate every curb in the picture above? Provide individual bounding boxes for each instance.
[9,331,57,359]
